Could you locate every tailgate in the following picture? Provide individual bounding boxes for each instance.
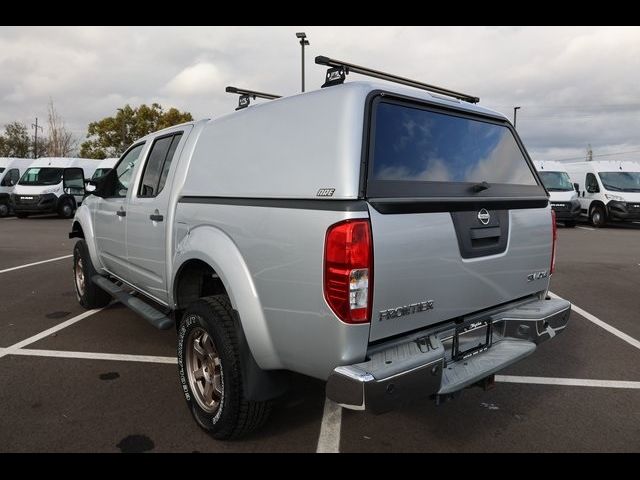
[363,93,551,342]
[368,205,552,341]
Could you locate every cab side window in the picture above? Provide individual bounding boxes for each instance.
[138,133,183,198]
[585,173,599,193]
[110,144,145,198]
[0,168,20,187]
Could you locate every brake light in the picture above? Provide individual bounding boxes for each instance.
[324,219,373,324]
[550,210,557,274]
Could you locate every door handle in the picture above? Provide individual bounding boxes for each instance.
[116,210,126,217]
[149,212,164,222]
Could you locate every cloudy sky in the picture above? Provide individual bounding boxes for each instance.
[1,26,639,162]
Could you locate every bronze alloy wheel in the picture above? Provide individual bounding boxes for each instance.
[186,326,224,414]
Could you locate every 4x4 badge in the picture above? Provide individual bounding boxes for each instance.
[478,209,490,225]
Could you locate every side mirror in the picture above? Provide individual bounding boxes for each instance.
[85,184,96,193]
[91,168,117,198]
[573,183,579,193]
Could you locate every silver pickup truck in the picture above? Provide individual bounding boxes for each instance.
[69,57,570,439]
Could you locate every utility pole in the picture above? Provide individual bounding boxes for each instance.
[513,106,521,129]
[117,108,126,153]
[31,117,43,158]
[296,32,310,92]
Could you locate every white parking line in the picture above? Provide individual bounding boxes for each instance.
[0,307,105,359]
[9,348,177,364]
[0,254,73,274]
[549,291,640,351]
[496,375,640,389]
[316,398,342,453]
[576,226,595,231]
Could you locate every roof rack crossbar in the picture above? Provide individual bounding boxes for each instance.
[225,86,282,111]
[314,56,479,104]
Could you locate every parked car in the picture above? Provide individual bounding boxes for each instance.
[564,161,640,227]
[0,158,33,217]
[11,157,99,218]
[69,57,570,439]
[533,160,581,227]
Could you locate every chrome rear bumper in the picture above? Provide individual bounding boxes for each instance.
[326,297,571,412]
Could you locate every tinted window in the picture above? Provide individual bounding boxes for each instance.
[538,171,574,191]
[1,168,20,187]
[112,143,145,197]
[19,168,63,186]
[63,168,85,195]
[138,133,182,198]
[157,133,182,194]
[371,102,536,186]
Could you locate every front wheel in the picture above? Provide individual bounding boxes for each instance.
[73,240,111,308]
[590,205,606,228]
[177,295,272,439]
[0,203,8,217]
[59,199,75,219]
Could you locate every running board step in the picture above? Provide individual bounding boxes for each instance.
[439,340,535,394]
[92,275,174,330]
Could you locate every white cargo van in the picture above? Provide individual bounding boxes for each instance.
[90,158,118,181]
[533,160,581,227]
[564,161,640,227]
[11,157,99,218]
[0,158,33,217]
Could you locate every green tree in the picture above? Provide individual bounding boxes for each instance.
[0,122,31,157]
[80,103,193,159]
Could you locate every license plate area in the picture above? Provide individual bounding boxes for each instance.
[452,320,493,361]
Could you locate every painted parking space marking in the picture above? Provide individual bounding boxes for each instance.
[8,348,177,364]
[0,254,73,274]
[316,399,342,453]
[576,226,595,231]
[0,307,106,359]
[549,292,640,351]
[497,375,640,389]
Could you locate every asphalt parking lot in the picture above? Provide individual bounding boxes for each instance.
[1,215,639,452]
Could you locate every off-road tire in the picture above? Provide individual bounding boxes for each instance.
[177,295,272,439]
[73,240,111,308]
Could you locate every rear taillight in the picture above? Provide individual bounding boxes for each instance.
[324,219,373,324]
[550,210,558,274]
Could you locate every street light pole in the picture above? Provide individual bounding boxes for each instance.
[296,32,310,92]
[513,106,521,129]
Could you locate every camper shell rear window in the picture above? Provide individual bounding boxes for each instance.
[365,96,546,199]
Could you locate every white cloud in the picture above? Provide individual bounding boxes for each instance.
[0,26,638,161]
[163,62,224,96]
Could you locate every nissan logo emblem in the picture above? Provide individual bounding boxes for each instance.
[478,209,490,225]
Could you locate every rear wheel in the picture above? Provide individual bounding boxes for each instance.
[590,205,606,228]
[177,295,272,439]
[73,240,111,308]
